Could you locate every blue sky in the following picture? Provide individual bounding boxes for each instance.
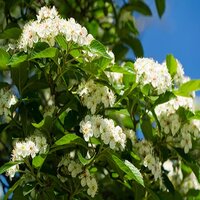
[136,0,200,80]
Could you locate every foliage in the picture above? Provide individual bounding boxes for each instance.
[0,2,200,200]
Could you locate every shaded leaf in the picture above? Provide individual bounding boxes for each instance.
[0,48,10,70]
[122,2,152,16]
[155,0,165,18]
[122,36,143,57]
[0,27,22,40]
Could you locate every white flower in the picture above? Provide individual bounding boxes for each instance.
[181,133,192,153]
[68,161,82,177]
[18,6,94,51]
[15,142,29,159]
[134,58,172,95]
[6,164,19,180]
[80,118,93,141]
[78,79,115,114]
[87,177,98,198]
[26,140,39,158]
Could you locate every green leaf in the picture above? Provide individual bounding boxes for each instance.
[166,54,177,78]
[122,36,143,58]
[141,115,154,141]
[154,91,176,107]
[30,47,58,59]
[122,2,152,16]
[0,161,21,174]
[9,54,28,66]
[174,80,200,97]
[32,154,46,169]
[107,64,134,75]
[112,155,144,186]
[54,134,80,146]
[0,48,10,70]
[124,160,144,186]
[0,27,22,40]
[32,116,52,130]
[77,151,94,166]
[4,177,25,200]
[89,39,111,58]
[55,35,68,50]
[155,0,166,18]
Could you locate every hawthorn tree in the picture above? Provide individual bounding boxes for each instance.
[1,1,200,200]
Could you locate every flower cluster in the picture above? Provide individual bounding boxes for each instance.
[57,154,98,198]
[18,6,93,51]
[155,96,200,153]
[135,140,162,183]
[134,58,172,95]
[79,115,126,151]
[79,169,98,198]
[78,79,115,114]
[6,135,48,180]
[163,159,200,194]
[0,88,17,123]
[57,154,83,182]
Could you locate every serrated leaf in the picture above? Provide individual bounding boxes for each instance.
[124,160,144,186]
[112,155,144,186]
[155,0,165,18]
[0,48,10,70]
[30,47,58,59]
[32,155,46,169]
[89,40,111,58]
[174,80,200,97]
[0,161,22,174]
[166,54,177,78]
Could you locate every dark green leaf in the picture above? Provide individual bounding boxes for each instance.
[4,176,25,200]
[166,54,177,78]
[0,27,22,40]
[174,80,200,97]
[0,48,10,70]
[141,115,154,141]
[122,36,143,57]
[155,0,166,18]
[122,2,152,16]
